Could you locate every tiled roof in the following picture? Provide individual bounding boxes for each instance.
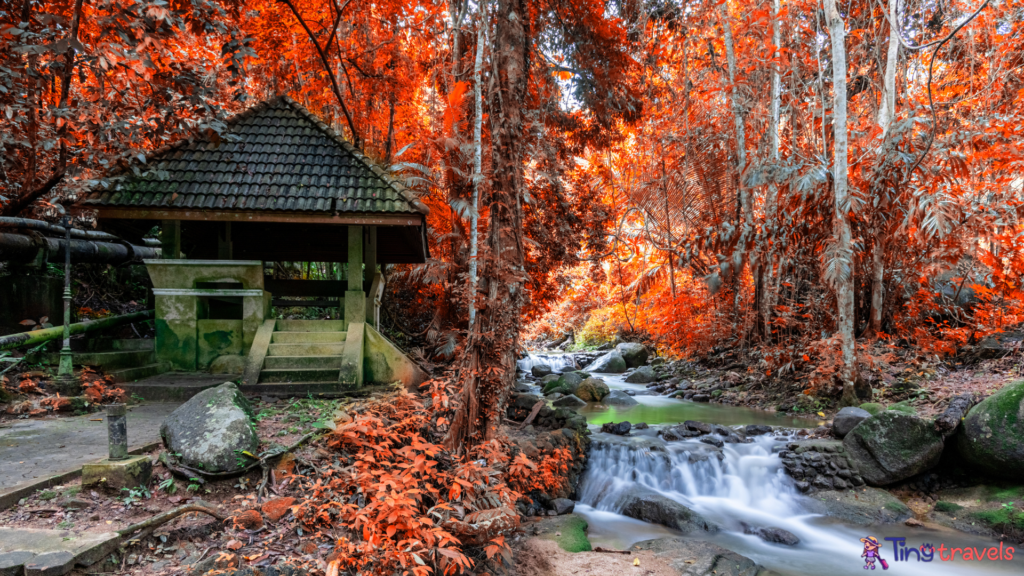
[82,96,427,215]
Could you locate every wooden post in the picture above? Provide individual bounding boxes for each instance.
[344,226,366,331]
[217,222,233,259]
[161,220,180,259]
[364,226,377,290]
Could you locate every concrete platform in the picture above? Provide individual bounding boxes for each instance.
[0,403,179,509]
[120,373,237,402]
[0,527,120,576]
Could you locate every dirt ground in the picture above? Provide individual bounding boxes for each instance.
[512,538,677,576]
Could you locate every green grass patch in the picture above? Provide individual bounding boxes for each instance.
[61,486,81,498]
[38,490,57,501]
[551,516,592,553]
[984,486,1024,503]
[934,501,963,514]
[859,403,884,416]
[972,508,1024,531]
[887,401,917,415]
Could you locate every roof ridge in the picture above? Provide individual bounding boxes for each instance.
[278,96,428,215]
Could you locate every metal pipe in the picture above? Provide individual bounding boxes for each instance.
[0,232,159,264]
[55,214,77,390]
[0,217,121,241]
[107,404,128,460]
[0,309,155,351]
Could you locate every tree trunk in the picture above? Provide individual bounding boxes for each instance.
[868,0,901,338]
[761,0,782,341]
[824,0,859,406]
[467,0,486,329]
[446,0,527,450]
[57,0,85,173]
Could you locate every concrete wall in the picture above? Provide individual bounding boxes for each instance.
[363,324,429,391]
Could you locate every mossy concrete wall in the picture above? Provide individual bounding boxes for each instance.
[364,324,428,390]
[144,259,264,289]
[196,319,244,370]
[155,293,198,371]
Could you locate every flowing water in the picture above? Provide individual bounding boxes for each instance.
[544,368,1022,575]
[517,352,579,374]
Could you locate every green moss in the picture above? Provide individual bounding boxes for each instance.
[885,500,911,514]
[888,401,917,415]
[711,390,724,398]
[38,490,57,501]
[934,501,963,513]
[550,516,592,552]
[972,508,1024,531]
[859,403,884,416]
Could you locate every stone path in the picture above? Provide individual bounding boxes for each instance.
[0,402,180,494]
[0,527,120,576]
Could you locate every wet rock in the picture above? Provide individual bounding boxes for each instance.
[660,425,701,441]
[832,406,871,439]
[551,498,575,515]
[692,393,711,402]
[542,372,583,396]
[843,412,944,486]
[600,421,632,435]
[633,422,649,430]
[583,351,628,374]
[615,343,649,368]
[552,394,586,410]
[540,374,560,384]
[617,486,719,534]
[531,364,553,378]
[632,538,770,576]
[576,378,610,402]
[744,424,773,436]
[684,420,713,434]
[700,436,724,448]
[160,382,258,473]
[958,380,1024,479]
[805,487,912,526]
[624,365,657,384]
[602,390,639,406]
[741,522,800,546]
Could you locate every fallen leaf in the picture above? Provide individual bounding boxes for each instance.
[226,540,244,551]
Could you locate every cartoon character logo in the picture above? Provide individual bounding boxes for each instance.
[860,536,889,570]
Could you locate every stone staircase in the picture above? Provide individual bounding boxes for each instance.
[245,319,363,396]
[43,339,163,383]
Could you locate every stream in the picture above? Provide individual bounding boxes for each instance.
[518,356,1020,575]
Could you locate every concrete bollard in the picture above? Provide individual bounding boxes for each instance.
[106,403,128,460]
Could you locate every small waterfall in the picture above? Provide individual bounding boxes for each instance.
[579,435,801,523]
[517,353,577,373]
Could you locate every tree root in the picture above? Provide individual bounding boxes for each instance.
[160,431,325,489]
[117,503,225,548]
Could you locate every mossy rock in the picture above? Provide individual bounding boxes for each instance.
[971,507,1024,533]
[711,389,724,398]
[934,501,963,514]
[843,411,944,486]
[859,403,884,416]
[542,372,583,396]
[806,488,912,526]
[958,380,1024,479]
[534,514,592,552]
[576,377,610,402]
[887,400,917,415]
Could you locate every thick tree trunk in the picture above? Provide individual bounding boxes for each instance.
[446,0,527,449]
[467,0,486,329]
[868,0,901,338]
[761,0,782,341]
[824,0,859,405]
[57,0,85,173]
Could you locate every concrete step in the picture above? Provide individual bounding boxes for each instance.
[275,319,346,332]
[271,331,346,344]
[263,355,345,369]
[257,367,339,384]
[267,343,345,357]
[108,363,163,383]
[239,381,374,397]
[110,339,155,351]
[45,349,156,371]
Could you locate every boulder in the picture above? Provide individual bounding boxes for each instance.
[660,425,701,441]
[542,372,583,396]
[741,523,800,546]
[843,412,944,486]
[576,377,611,402]
[540,374,560,384]
[602,390,639,406]
[583,351,627,374]
[632,538,770,576]
[832,406,872,439]
[160,382,258,473]
[692,393,711,402]
[684,420,713,434]
[550,498,575,515]
[805,488,912,526]
[552,394,586,410]
[615,343,649,368]
[601,421,632,435]
[700,436,724,448]
[617,486,718,534]
[624,365,657,384]
[958,380,1024,479]
[531,364,553,378]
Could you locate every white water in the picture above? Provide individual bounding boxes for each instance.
[577,432,1019,576]
[517,352,578,373]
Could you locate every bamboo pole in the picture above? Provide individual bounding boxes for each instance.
[0,310,154,351]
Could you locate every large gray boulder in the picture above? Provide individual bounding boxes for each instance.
[552,394,586,410]
[531,364,553,378]
[624,365,657,384]
[602,390,639,406]
[160,382,258,473]
[804,488,912,526]
[576,377,611,402]
[542,371,583,396]
[832,406,871,439]
[958,380,1024,478]
[843,411,944,486]
[615,343,649,368]
[617,486,718,534]
[583,351,627,374]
